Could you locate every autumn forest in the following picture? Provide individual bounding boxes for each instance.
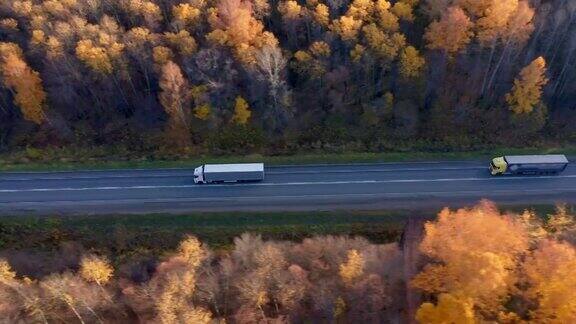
[1,201,576,322]
[0,0,574,155]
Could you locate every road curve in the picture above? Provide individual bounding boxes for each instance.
[1,161,575,214]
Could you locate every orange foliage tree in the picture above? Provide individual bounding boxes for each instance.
[0,42,47,124]
[523,240,576,322]
[505,56,548,114]
[207,0,278,65]
[416,293,475,324]
[159,61,191,148]
[424,6,473,56]
[413,201,529,318]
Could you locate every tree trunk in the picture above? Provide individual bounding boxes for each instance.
[402,217,424,324]
[486,38,513,95]
[481,41,497,95]
[65,301,86,324]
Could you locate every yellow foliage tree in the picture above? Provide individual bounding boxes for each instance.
[232,96,252,125]
[374,0,391,16]
[313,4,330,26]
[0,258,16,282]
[0,44,47,124]
[122,0,163,28]
[153,265,211,323]
[331,15,363,42]
[399,45,425,79]
[505,56,548,114]
[79,255,113,286]
[179,307,213,323]
[189,84,209,102]
[293,49,327,78]
[309,41,331,57]
[425,6,473,56]
[384,91,394,107]
[294,50,312,62]
[278,0,303,20]
[75,39,113,74]
[362,23,406,62]
[153,46,174,66]
[416,293,476,324]
[333,297,346,320]
[339,249,364,285]
[0,42,24,64]
[524,240,576,323]
[164,30,197,56]
[148,236,212,323]
[194,103,211,120]
[545,204,576,235]
[177,235,207,268]
[518,210,548,243]
[375,1,399,32]
[350,44,366,62]
[456,0,498,18]
[125,27,154,52]
[12,1,34,17]
[391,1,414,22]
[30,30,46,47]
[346,0,374,21]
[172,3,201,29]
[46,36,64,59]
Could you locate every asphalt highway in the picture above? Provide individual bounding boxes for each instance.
[1,161,576,214]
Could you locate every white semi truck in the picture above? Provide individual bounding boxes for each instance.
[194,163,265,184]
[489,154,569,176]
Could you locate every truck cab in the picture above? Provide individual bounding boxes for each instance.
[194,165,205,184]
[490,156,507,175]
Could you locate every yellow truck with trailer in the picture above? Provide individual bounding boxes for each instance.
[489,154,569,176]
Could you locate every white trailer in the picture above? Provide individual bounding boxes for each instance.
[194,163,265,184]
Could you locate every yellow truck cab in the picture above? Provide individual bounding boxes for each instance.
[489,157,507,175]
[490,155,569,176]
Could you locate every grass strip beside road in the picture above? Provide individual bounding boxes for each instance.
[0,204,560,259]
[0,210,413,256]
[0,146,575,172]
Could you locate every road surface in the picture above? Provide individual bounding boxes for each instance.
[0,161,575,214]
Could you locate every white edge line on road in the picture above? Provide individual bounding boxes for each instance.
[4,188,576,206]
[2,174,576,193]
